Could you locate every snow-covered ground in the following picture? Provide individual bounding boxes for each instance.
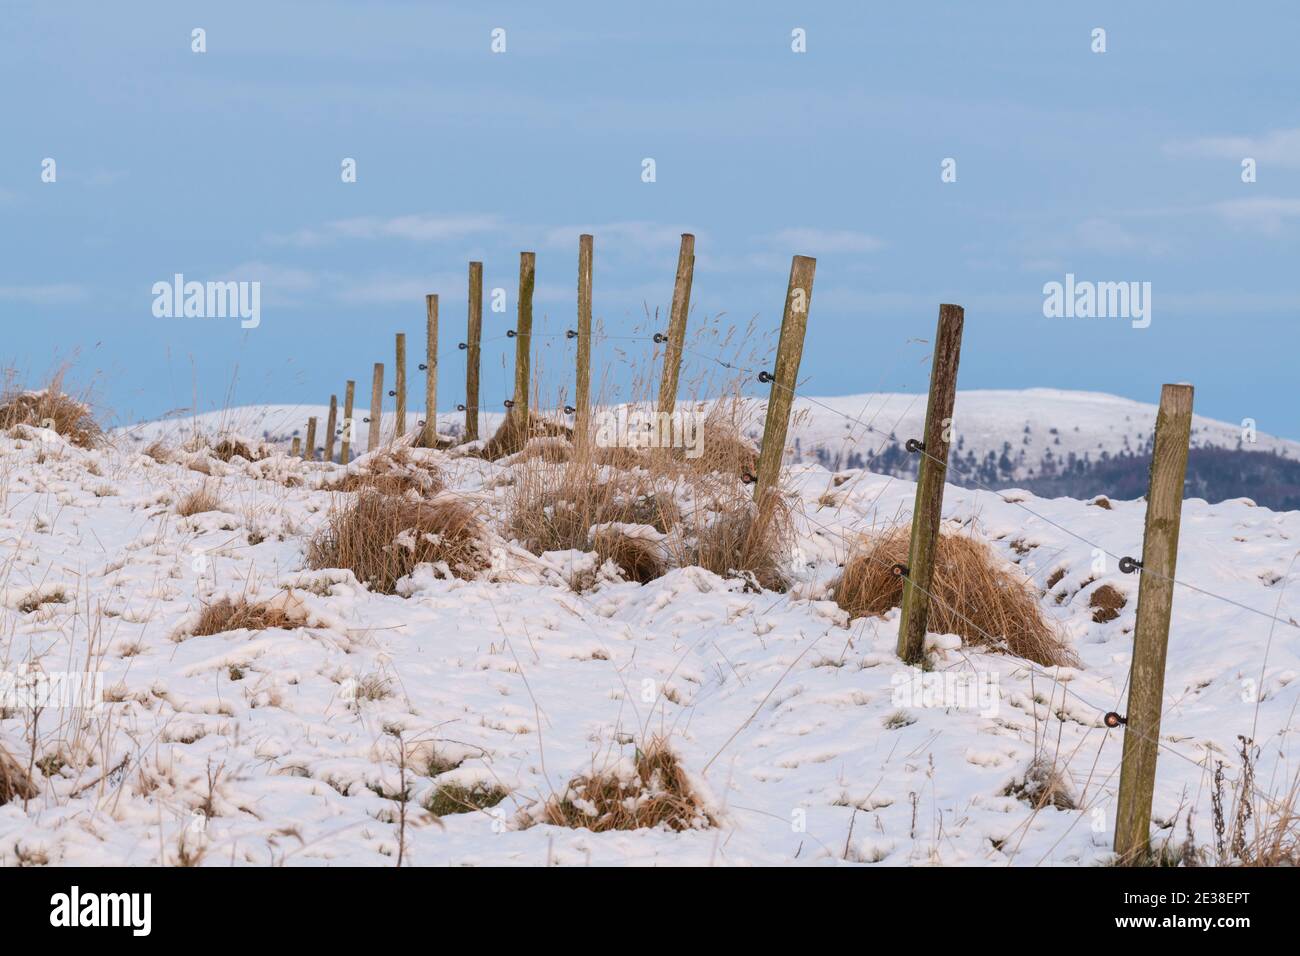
[3,409,1298,866]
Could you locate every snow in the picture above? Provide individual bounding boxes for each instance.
[2,407,1298,866]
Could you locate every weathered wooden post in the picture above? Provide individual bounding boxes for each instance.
[290,436,301,457]
[1113,383,1194,863]
[896,304,965,665]
[753,255,815,505]
[421,293,438,447]
[368,363,384,452]
[304,417,317,461]
[341,380,355,465]
[324,394,338,463]
[657,233,695,417]
[575,234,594,445]
[509,252,535,428]
[394,333,407,439]
[466,261,482,442]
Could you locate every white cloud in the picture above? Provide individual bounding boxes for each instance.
[1166,128,1300,167]
[268,214,505,247]
[540,221,695,254]
[765,228,885,254]
[1211,197,1300,233]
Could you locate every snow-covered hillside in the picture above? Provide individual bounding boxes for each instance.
[4,410,1298,866]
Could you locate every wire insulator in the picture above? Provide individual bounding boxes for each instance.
[1119,556,1142,574]
[905,438,926,454]
[758,371,773,384]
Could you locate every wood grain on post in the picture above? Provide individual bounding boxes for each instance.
[896,304,965,665]
[753,255,815,506]
[511,252,535,426]
[394,333,407,439]
[575,234,594,445]
[466,262,483,442]
[324,394,338,463]
[368,363,384,453]
[290,436,301,457]
[341,380,355,465]
[422,293,438,447]
[657,233,695,417]
[1113,383,1194,862]
[304,417,317,461]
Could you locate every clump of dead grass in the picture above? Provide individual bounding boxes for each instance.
[481,413,573,461]
[0,744,39,806]
[688,493,793,592]
[326,447,445,498]
[176,484,222,517]
[537,740,714,832]
[0,371,101,448]
[592,528,667,584]
[1089,584,1127,623]
[189,596,303,637]
[307,490,489,593]
[832,526,1075,667]
[211,436,267,463]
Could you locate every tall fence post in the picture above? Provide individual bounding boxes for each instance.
[575,234,593,445]
[1113,383,1194,863]
[304,417,317,461]
[466,261,482,442]
[896,304,965,665]
[422,293,438,447]
[658,233,695,417]
[394,333,407,440]
[341,380,355,465]
[368,362,384,453]
[324,394,338,463]
[510,251,535,428]
[754,255,815,505]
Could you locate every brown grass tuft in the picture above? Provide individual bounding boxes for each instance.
[832,526,1075,667]
[0,371,100,448]
[307,490,489,594]
[190,596,303,637]
[539,740,713,832]
[211,436,265,462]
[326,448,445,498]
[481,413,573,461]
[0,744,39,806]
[592,529,667,583]
[689,493,793,592]
[176,484,222,516]
[1089,584,1127,623]
[143,440,171,463]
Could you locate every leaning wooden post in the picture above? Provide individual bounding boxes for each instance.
[753,255,815,506]
[324,394,338,463]
[421,294,438,447]
[1113,383,1194,863]
[896,304,965,665]
[510,252,535,427]
[657,233,695,417]
[368,362,384,452]
[575,234,594,445]
[340,380,355,465]
[304,417,317,461]
[394,333,407,439]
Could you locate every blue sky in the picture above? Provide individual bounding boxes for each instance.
[3,1,1299,436]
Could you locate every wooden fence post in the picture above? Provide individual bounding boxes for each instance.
[753,255,815,505]
[368,363,384,452]
[290,436,301,457]
[657,233,695,417]
[466,261,482,442]
[510,251,535,427]
[1113,383,1194,862]
[422,294,438,447]
[304,417,317,461]
[341,380,355,465]
[897,304,965,665]
[394,333,407,440]
[324,394,338,463]
[575,234,593,444]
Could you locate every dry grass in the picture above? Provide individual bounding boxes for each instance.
[0,371,100,448]
[832,526,1075,667]
[190,596,302,637]
[143,440,171,463]
[538,740,713,832]
[481,413,573,461]
[1089,584,1127,623]
[423,782,509,817]
[592,529,667,583]
[689,493,793,592]
[307,490,489,594]
[211,436,266,462]
[176,484,222,516]
[326,448,445,498]
[0,744,38,806]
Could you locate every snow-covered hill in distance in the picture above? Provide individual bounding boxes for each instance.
[117,388,1300,509]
